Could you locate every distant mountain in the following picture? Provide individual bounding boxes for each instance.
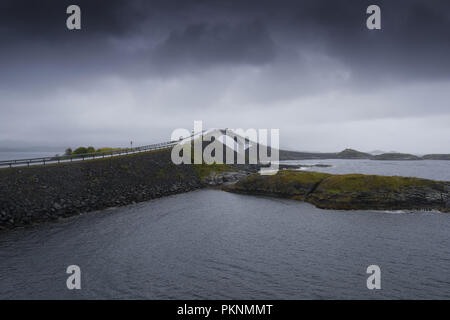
[278,148,371,160]
[422,154,450,160]
[367,150,386,155]
[278,148,431,161]
[372,153,420,160]
[278,150,336,160]
[336,148,372,159]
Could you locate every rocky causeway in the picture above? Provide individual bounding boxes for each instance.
[1,148,449,230]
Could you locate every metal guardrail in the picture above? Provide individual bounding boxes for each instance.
[0,140,178,168]
[0,129,230,168]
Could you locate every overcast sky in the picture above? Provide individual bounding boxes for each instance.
[1,0,450,153]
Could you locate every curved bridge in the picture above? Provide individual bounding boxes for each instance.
[0,129,261,168]
[0,140,178,168]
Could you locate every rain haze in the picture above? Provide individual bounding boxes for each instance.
[1,0,450,153]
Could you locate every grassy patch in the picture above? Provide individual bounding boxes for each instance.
[227,170,330,199]
[186,140,235,179]
[236,170,330,186]
[225,170,448,211]
[193,162,235,179]
[316,174,440,194]
[274,170,331,183]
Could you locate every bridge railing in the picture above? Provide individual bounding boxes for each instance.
[0,141,178,168]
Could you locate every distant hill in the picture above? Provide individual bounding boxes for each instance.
[422,154,450,160]
[278,148,371,160]
[278,150,336,160]
[368,150,386,155]
[278,148,442,161]
[336,148,372,159]
[372,153,420,160]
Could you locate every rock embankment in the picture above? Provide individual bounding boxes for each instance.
[202,171,249,186]
[0,149,202,229]
[199,164,266,186]
[224,170,450,212]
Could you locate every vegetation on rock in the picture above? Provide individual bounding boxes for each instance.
[226,171,330,200]
[308,173,447,210]
[224,170,450,212]
[192,162,235,180]
[63,146,121,156]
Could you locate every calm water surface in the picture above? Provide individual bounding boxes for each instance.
[0,151,62,161]
[280,159,450,181]
[1,189,449,299]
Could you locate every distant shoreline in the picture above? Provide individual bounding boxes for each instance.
[279,148,450,161]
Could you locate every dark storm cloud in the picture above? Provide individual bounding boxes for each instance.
[153,21,275,70]
[291,0,450,81]
[2,0,450,80]
[1,0,450,152]
[0,0,137,40]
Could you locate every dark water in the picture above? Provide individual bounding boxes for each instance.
[1,189,450,299]
[280,159,450,181]
[0,151,62,161]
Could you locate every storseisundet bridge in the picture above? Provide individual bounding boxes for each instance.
[0,129,258,168]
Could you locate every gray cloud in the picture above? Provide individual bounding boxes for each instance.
[152,21,276,72]
[1,0,450,153]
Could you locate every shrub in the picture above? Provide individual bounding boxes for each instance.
[72,147,88,155]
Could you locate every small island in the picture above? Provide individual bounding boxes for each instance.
[224,170,450,212]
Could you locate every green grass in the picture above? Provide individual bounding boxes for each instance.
[236,170,330,186]
[193,162,235,179]
[227,170,330,199]
[226,170,446,206]
[273,170,330,183]
[188,141,235,179]
[316,174,440,194]
[96,147,122,153]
